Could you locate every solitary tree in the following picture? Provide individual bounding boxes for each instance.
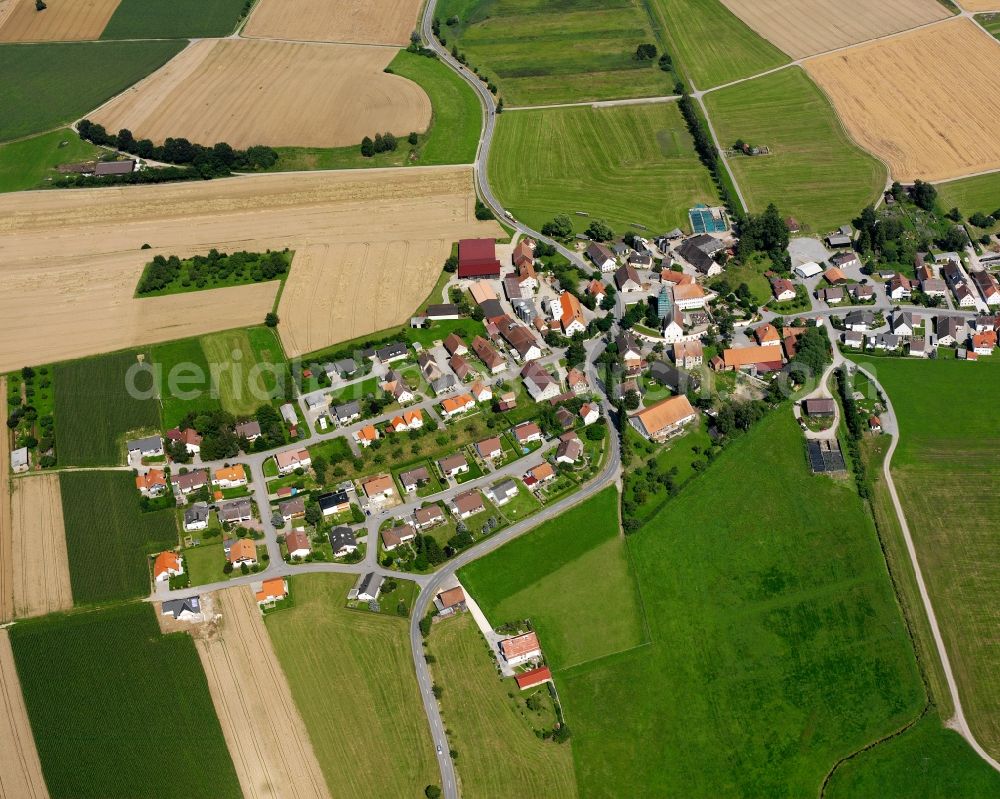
[360,136,374,157]
[265,311,279,327]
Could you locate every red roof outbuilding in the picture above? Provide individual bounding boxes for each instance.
[458,238,501,278]
[515,666,552,690]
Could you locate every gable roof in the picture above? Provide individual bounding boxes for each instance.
[631,394,696,436]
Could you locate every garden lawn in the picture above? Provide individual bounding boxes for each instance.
[184,542,227,586]
[546,412,922,796]
[435,0,674,106]
[270,49,480,170]
[54,349,161,467]
[826,711,1000,798]
[151,336,222,428]
[646,0,788,89]
[429,613,577,798]
[852,356,1000,758]
[705,67,886,233]
[101,0,247,39]
[0,128,103,193]
[265,574,437,796]
[9,602,240,799]
[60,471,177,604]
[489,102,719,237]
[0,40,186,142]
[460,486,645,667]
[199,327,289,417]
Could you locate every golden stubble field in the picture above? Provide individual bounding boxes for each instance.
[721,0,949,59]
[0,166,499,370]
[195,586,332,799]
[0,0,119,41]
[805,19,1000,182]
[0,629,49,799]
[91,39,431,149]
[243,0,422,46]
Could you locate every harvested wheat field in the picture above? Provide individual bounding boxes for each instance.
[806,19,1000,182]
[0,0,120,42]
[196,586,331,799]
[92,38,431,149]
[243,0,421,46]
[9,475,72,619]
[0,167,495,370]
[721,0,949,59]
[964,0,1000,10]
[0,378,10,623]
[0,629,48,799]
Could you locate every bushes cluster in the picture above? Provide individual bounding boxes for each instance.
[360,132,398,157]
[55,165,203,188]
[77,119,279,177]
[137,248,289,294]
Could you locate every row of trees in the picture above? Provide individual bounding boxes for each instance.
[137,249,289,294]
[360,131,414,157]
[677,93,740,220]
[77,119,278,177]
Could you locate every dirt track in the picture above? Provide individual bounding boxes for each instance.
[9,475,72,618]
[92,39,431,149]
[721,0,949,58]
[243,0,422,46]
[0,378,11,623]
[0,166,498,369]
[805,19,1000,182]
[195,586,331,799]
[0,0,119,41]
[0,629,49,799]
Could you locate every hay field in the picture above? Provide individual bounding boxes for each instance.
[719,0,949,59]
[92,39,431,149]
[965,0,1000,10]
[196,587,331,799]
[0,0,120,42]
[9,475,72,619]
[0,377,10,622]
[0,166,494,370]
[243,0,421,46]
[805,19,1000,182]
[0,629,48,799]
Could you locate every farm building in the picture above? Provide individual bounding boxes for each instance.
[458,238,501,278]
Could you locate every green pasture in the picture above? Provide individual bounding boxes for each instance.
[199,327,289,417]
[0,128,103,193]
[935,172,1000,223]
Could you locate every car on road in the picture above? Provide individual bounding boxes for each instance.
[437,745,443,755]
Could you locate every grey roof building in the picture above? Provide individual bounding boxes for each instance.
[333,400,361,422]
[328,526,358,556]
[126,435,163,456]
[357,572,384,602]
[218,498,253,524]
[183,503,210,528]
[161,596,201,620]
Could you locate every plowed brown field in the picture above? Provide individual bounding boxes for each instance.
[721,0,949,58]
[9,475,72,619]
[0,0,119,42]
[243,0,421,46]
[805,19,1000,181]
[196,586,331,799]
[91,39,431,149]
[0,629,49,799]
[0,166,498,370]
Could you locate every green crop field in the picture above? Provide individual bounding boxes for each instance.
[646,0,788,89]
[271,49,480,171]
[489,102,719,238]
[151,336,223,428]
[976,13,1000,40]
[852,356,1000,758]
[434,0,675,106]
[827,711,1000,798]
[460,486,645,668]
[199,327,289,417]
[705,68,886,233]
[54,349,161,467]
[101,0,247,39]
[0,128,103,193]
[60,471,177,604]
[468,412,927,796]
[429,613,577,797]
[10,602,240,799]
[0,40,185,142]
[936,172,1000,219]
[265,574,438,796]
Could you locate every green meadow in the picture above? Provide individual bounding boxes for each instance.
[434,0,675,105]
[935,171,1000,220]
[646,0,788,89]
[853,356,1000,759]
[705,67,886,232]
[0,128,103,193]
[11,603,239,799]
[489,102,718,237]
[0,40,185,142]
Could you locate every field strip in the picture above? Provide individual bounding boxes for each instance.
[0,166,498,370]
[196,586,332,799]
[9,475,72,619]
[0,0,121,42]
[0,629,49,799]
[506,95,680,112]
[243,0,422,47]
[0,378,11,623]
[804,18,1000,182]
